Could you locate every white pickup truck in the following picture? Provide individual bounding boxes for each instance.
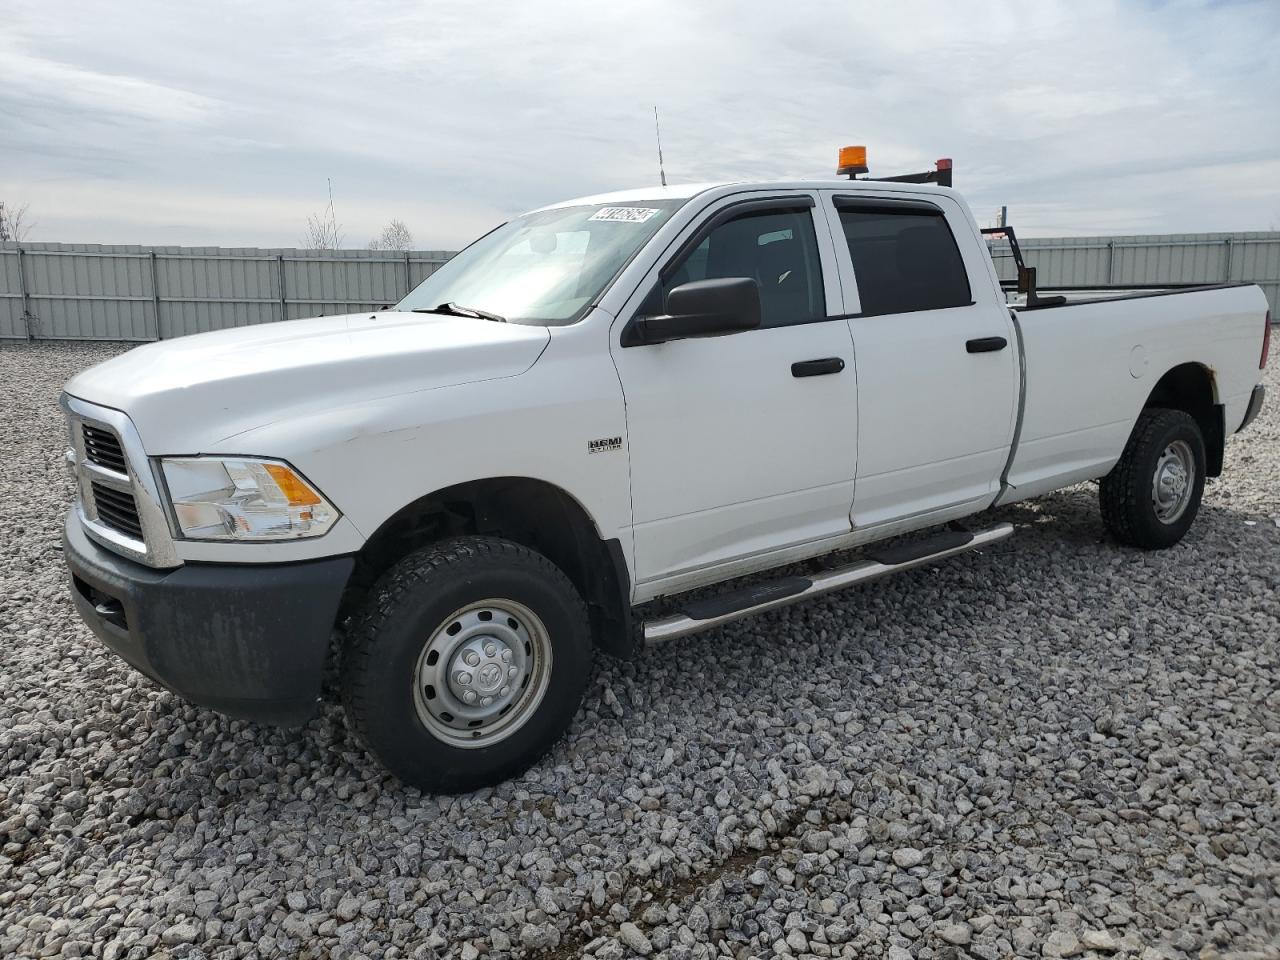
[60,161,1270,791]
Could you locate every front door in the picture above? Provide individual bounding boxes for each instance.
[611,194,859,589]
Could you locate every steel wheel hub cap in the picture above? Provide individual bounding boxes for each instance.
[412,599,552,748]
[451,634,517,705]
[1152,439,1195,524]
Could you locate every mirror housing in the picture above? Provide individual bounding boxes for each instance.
[628,277,762,345]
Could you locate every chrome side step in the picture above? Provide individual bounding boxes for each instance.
[642,522,1014,645]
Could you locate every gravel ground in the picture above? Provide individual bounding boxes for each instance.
[2,340,1278,960]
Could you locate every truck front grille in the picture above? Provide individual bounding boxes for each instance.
[89,481,144,540]
[82,424,128,473]
[63,394,181,568]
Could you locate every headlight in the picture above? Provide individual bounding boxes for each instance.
[160,457,339,541]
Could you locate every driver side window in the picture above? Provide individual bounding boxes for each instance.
[642,206,825,329]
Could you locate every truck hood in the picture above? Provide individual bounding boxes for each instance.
[64,311,550,452]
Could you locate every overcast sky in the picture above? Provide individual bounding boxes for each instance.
[3,0,1279,248]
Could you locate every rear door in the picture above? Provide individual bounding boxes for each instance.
[823,191,1018,528]
[611,193,859,590]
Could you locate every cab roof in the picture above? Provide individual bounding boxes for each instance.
[532,178,955,213]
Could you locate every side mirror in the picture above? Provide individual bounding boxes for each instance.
[629,277,762,345]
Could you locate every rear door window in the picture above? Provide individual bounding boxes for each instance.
[837,203,971,316]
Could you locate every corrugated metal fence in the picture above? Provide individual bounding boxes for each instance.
[0,243,454,341]
[986,231,1280,313]
[2,232,1277,341]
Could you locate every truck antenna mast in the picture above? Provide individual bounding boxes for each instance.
[654,106,667,187]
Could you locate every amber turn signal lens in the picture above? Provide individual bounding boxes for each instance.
[264,463,323,505]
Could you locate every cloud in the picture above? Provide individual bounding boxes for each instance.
[2,0,1278,246]
[0,40,223,125]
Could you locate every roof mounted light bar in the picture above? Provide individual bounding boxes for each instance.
[836,146,954,187]
[873,157,953,188]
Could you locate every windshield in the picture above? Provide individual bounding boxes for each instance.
[396,199,686,325]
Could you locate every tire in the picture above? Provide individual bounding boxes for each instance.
[342,535,593,793]
[1099,407,1206,549]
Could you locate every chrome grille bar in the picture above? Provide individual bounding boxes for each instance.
[89,480,144,540]
[81,423,128,473]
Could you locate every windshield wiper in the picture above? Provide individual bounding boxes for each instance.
[411,301,507,323]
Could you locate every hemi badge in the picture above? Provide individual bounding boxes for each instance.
[588,436,622,454]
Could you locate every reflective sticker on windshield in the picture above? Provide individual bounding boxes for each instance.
[588,207,662,223]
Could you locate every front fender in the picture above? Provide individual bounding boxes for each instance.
[212,319,635,575]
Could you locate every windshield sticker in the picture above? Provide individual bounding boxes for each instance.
[588,207,662,224]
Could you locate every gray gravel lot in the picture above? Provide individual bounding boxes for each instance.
[2,340,1278,960]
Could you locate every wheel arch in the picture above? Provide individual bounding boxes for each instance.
[1143,362,1224,477]
[342,476,635,657]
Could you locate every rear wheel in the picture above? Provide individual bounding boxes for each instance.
[342,536,593,792]
[1099,407,1206,549]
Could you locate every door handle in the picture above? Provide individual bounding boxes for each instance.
[966,336,1008,353]
[791,357,846,377]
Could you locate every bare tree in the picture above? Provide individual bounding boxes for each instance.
[302,179,344,249]
[367,219,414,251]
[0,201,34,242]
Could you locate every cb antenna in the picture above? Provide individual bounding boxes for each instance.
[654,106,667,187]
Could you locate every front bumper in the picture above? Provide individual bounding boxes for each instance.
[1238,384,1265,433]
[63,509,354,725]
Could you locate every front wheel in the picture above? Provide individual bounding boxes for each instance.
[342,536,593,792]
[1099,407,1206,549]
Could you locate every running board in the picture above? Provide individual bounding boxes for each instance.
[642,522,1014,645]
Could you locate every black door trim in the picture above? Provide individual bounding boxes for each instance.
[831,195,946,216]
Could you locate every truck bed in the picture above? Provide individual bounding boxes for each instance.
[997,281,1269,505]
